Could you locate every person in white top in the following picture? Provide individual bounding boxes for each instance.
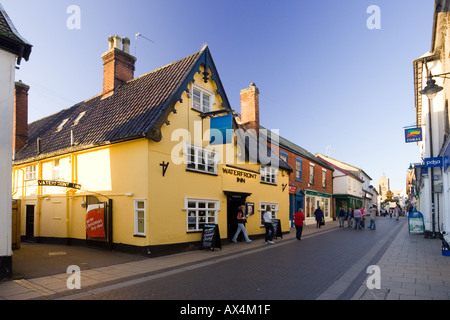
[263,210,275,244]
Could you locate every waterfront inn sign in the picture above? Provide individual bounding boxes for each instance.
[222,166,258,183]
[38,180,81,190]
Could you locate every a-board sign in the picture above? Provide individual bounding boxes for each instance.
[408,210,425,234]
[271,219,283,239]
[201,224,222,251]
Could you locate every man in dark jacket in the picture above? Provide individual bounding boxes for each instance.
[314,206,324,228]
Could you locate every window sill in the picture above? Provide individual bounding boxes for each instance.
[134,234,146,238]
[186,168,217,176]
[260,181,277,186]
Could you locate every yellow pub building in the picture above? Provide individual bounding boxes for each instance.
[12,36,292,256]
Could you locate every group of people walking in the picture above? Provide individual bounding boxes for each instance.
[231,202,386,246]
[231,205,277,245]
[338,205,377,230]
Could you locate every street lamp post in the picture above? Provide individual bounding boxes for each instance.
[420,72,443,239]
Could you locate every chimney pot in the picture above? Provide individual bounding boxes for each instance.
[113,35,121,49]
[122,37,130,54]
[108,35,114,50]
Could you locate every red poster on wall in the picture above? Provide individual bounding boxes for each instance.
[86,204,106,238]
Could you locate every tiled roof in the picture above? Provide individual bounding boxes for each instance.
[14,48,206,162]
[0,3,32,63]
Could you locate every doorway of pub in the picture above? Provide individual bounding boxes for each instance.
[224,191,251,241]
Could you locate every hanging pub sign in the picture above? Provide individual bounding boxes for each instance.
[408,210,425,234]
[86,203,106,238]
[404,127,422,143]
[210,114,232,145]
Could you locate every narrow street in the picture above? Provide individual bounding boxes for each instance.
[80,217,405,300]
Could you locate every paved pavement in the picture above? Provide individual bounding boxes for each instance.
[1,217,449,300]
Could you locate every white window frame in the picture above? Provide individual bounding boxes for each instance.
[134,199,146,237]
[322,168,327,188]
[25,164,37,180]
[260,165,278,184]
[191,84,214,113]
[52,159,60,180]
[56,118,69,132]
[309,163,315,185]
[73,111,86,125]
[259,202,278,226]
[185,143,217,174]
[184,198,219,232]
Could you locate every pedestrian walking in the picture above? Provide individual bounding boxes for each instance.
[353,206,362,230]
[263,209,275,244]
[293,208,305,240]
[232,205,252,243]
[338,206,346,227]
[368,205,377,230]
[360,206,366,229]
[347,207,353,228]
[314,206,324,228]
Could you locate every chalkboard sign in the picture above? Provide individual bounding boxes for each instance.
[201,224,222,251]
[271,219,283,239]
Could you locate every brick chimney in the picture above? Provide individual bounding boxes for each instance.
[101,35,136,97]
[240,83,260,134]
[13,81,29,156]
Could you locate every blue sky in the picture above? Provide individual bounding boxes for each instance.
[3,0,434,191]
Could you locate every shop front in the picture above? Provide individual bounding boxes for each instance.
[304,190,332,222]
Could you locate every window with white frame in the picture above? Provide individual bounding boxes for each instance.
[185,198,219,232]
[295,157,302,181]
[56,118,69,132]
[134,200,146,236]
[309,163,315,185]
[259,202,278,226]
[25,164,37,180]
[186,144,217,174]
[260,165,277,184]
[322,169,327,188]
[191,85,214,113]
[52,159,60,180]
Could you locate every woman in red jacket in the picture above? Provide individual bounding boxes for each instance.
[293,209,306,240]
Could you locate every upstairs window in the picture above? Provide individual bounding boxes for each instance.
[260,166,277,184]
[295,157,302,182]
[57,119,69,132]
[191,85,214,113]
[309,163,315,185]
[52,159,60,180]
[322,169,327,188]
[73,111,86,125]
[186,144,217,174]
[25,164,37,180]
